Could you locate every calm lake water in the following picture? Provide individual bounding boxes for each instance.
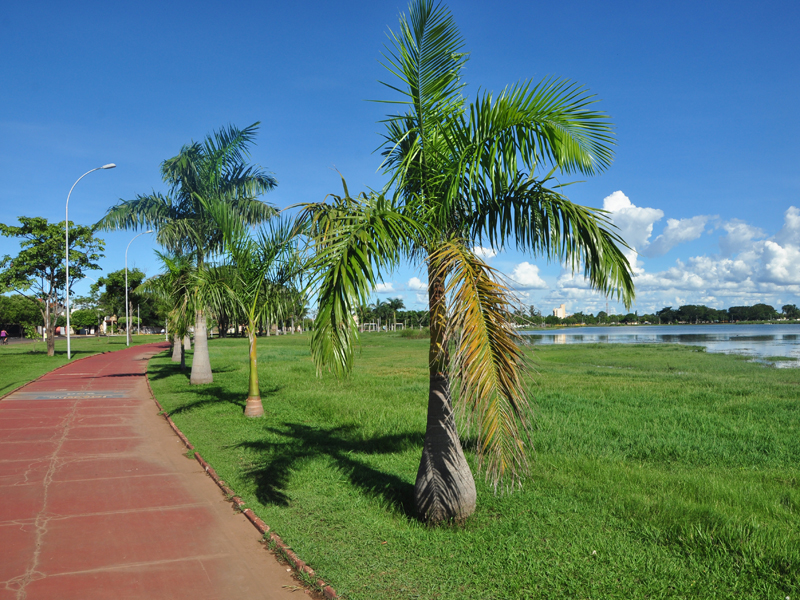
[520,324,800,367]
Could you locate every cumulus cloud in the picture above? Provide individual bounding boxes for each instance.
[602,191,663,271]
[645,215,712,256]
[761,240,800,285]
[374,282,394,293]
[472,246,497,260]
[536,205,800,312]
[408,277,427,291]
[509,262,548,289]
[719,219,765,257]
[775,206,800,245]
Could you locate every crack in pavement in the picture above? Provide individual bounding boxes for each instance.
[10,400,79,600]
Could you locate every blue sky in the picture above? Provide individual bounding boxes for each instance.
[2,0,799,316]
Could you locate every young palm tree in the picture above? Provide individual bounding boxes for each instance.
[299,0,635,525]
[139,252,195,370]
[96,123,277,385]
[203,199,300,416]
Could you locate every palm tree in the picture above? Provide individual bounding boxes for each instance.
[96,123,277,385]
[298,0,634,525]
[203,198,300,417]
[140,251,195,370]
[387,297,405,330]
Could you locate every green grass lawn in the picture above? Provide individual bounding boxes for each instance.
[0,334,165,397]
[147,334,799,599]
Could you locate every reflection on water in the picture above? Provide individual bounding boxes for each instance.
[521,324,800,367]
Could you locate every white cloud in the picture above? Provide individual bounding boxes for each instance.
[408,277,427,291]
[719,219,765,257]
[374,282,394,293]
[472,246,497,260]
[761,240,800,285]
[645,215,712,256]
[509,262,548,289]
[775,206,800,245]
[415,293,428,305]
[602,190,663,271]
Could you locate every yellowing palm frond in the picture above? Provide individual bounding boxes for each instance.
[431,241,531,492]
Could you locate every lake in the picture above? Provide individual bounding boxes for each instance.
[520,323,800,367]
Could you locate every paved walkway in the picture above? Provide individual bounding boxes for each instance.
[0,343,303,600]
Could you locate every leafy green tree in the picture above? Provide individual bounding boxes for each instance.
[299,0,634,525]
[97,123,277,385]
[782,304,800,319]
[0,217,104,355]
[92,269,158,327]
[657,306,677,324]
[0,294,42,336]
[71,308,102,331]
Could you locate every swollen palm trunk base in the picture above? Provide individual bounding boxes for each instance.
[190,311,213,385]
[244,396,264,417]
[414,375,477,524]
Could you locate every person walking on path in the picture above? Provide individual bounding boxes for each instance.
[0,342,302,599]
[0,329,7,345]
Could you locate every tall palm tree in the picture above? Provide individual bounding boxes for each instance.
[96,123,277,384]
[298,0,635,525]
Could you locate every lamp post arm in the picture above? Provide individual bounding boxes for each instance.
[66,167,102,360]
[66,164,115,360]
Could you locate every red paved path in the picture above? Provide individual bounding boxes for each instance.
[0,343,304,600]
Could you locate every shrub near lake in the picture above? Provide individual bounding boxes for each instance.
[147,334,799,599]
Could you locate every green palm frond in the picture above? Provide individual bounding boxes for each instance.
[431,241,531,491]
[297,179,422,376]
[465,174,634,307]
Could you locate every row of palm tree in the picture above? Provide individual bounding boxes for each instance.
[97,0,635,526]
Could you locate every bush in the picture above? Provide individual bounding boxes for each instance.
[398,327,429,339]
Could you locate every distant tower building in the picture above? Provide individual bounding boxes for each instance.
[553,304,567,319]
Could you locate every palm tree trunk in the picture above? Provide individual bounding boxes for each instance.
[414,264,476,524]
[190,310,213,384]
[171,333,181,362]
[243,329,264,417]
[183,335,191,351]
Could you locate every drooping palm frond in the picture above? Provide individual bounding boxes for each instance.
[139,251,196,339]
[462,173,634,307]
[297,178,423,376]
[430,241,531,492]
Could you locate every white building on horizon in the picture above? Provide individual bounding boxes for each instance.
[553,304,567,319]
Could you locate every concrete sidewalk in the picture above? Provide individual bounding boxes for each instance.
[0,343,304,600]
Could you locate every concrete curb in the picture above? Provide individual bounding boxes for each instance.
[144,351,339,600]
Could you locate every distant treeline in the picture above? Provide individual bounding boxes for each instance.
[512,303,800,326]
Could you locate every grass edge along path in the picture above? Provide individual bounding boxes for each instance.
[143,373,341,600]
[0,335,166,398]
[147,335,800,600]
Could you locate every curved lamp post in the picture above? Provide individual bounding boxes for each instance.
[125,231,153,346]
[66,164,116,360]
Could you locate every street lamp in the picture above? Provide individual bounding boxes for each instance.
[66,164,116,360]
[125,230,153,346]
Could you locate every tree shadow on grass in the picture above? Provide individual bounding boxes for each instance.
[165,384,283,416]
[146,361,236,382]
[237,423,421,517]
